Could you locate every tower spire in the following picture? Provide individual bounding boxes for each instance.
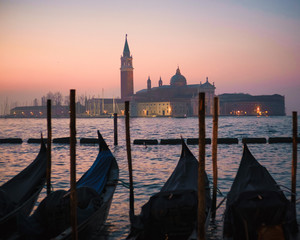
[123,34,130,57]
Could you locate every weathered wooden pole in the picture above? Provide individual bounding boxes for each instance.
[198,92,206,240]
[211,96,219,219]
[70,89,78,240]
[114,113,118,145]
[125,101,135,222]
[46,99,52,196]
[291,111,297,204]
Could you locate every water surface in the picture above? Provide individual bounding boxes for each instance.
[0,116,299,239]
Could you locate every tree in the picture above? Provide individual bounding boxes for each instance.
[44,91,63,106]
[53,92,63,106]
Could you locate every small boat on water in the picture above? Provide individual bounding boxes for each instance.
[17,131,119,240]
[223,144,298,240]
[127,139,211,240]
[0,138,47,239]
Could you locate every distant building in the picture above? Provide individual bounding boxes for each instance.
[11,106,66,117]
[88,35,216,117]
[85,98,124,116]
[219,93,285,116]
[131,67,216,116]
[7,36,286,118]
[120,34,134,101]
[10,103,85,118]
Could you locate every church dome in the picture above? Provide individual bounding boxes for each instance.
[170,67,187,87]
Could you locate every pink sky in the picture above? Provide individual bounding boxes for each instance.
[0,0,299,114]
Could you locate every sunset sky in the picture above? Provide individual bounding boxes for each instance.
[1,0,299,114]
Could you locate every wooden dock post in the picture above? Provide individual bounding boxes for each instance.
[114,113,118,145]
[46,99,52,196]
[291,111,297,204]
[212,97,219,219]
[198,92,206,240]
[70,89,78,240]
[125,101,135,222]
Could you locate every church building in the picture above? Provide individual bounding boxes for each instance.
[119,35,216,117]
[86,35,216,117]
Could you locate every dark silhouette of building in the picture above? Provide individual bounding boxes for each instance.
[10,103,85,118]
[219,93,285,116]
[132,68,216,116]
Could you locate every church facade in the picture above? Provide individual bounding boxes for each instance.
[84,35,216,117]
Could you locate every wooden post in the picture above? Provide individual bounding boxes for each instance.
[114,113,118,145]
[70,89,78,240]
[46,99,52,196]
[291,111,297,204]
[125,101,135,222]
[198,92,206,240]
[211,97,219,219]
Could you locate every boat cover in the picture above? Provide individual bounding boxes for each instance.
[19,131,114,239]
[76,130,113,193]
[130,140,211,239]
[223,144,298,239]
[77,150,114,193]
[0,141,47,219]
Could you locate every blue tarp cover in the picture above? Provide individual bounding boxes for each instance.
[77,150,113,194]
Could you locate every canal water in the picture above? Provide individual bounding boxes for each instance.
[0,116,299,239]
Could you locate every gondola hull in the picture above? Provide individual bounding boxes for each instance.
[128,140,211,239]
[223,144,298,240]
[54,157,119,240]
[13,131,119,240]
[0,188,43,240]
[0,141,47,240]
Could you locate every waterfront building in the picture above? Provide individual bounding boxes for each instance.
[85,98,124,116]
[10,104,84,118]
[219,93,285,116]
[87,35,216,117]
[132,68,216,117]
[131,100,190,117]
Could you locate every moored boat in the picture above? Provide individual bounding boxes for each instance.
[127,139,211,240]
[223,144,298,240]
[17,130,119,240]
[0,138,47,240]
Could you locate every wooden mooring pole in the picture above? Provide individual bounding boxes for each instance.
[291,111,297,204]
[114,113,118,145]
[198,92,206,240]
[46,99,52,196]
[212,97,219,219]
[125,101,135,222]
[70,89,78,240]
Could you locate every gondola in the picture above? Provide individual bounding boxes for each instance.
[223,144,298,240]
[0,138,47,240]
[127,139,211,240]
[18,131,119,240]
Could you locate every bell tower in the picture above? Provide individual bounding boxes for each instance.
[120,34,134,100]
[147,76,151,90]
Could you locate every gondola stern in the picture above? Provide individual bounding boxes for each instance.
[97,130,109,152]
[241,143,259,166]
[40,132,47,153]
[180,138,194,159]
